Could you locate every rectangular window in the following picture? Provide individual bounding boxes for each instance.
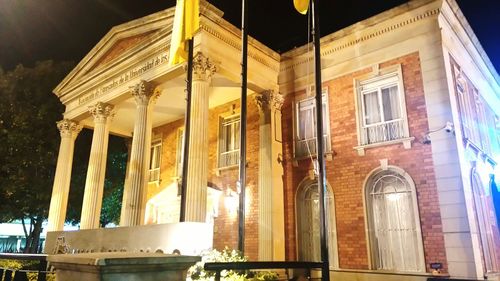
[176,129,184,178]
[357,72,408,146]
[148,140,161,182]
[453,64,498,157]
[218,114,240,168]
[294,91,331,159]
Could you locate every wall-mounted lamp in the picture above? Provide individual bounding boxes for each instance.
[422,121,454,144]
[224,187,239,214]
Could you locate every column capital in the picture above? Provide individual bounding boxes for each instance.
[56,119,82,138]
[255,90,272,112]
[255,90,284,112]
[192,52,217,82]
[130,80,160,106]
[270,91,284,111]
[89,102,115,123]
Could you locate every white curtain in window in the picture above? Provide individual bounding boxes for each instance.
[367,170,423,272]
[472,169,499,273]
[297,182,337,267]
[363,91,381,125]
[381,85,400,121]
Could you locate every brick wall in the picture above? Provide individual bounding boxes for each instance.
[151,97,261,260]
[281,52,448,272]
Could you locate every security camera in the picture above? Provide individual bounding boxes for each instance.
[444,121,454,133]
[422,134,432,144]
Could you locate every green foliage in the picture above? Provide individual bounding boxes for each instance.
[188,248,279,281]
[0,259,55,281]
[0,61,73,252]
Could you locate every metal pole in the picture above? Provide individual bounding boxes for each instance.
[312,0,330,280]
[179,39,194,222]
[238,0,249,253]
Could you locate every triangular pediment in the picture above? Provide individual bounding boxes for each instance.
[54,7,176,97]
[86,30,158,74]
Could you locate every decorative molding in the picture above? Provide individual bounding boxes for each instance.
[280,8,440,73]
[56,119,83,138]
[200,22,280,72]
[254,90,271,111]
[89,102,115,123]
[270,92,284,111]
[192,52,217,82]
[131,80,160,106]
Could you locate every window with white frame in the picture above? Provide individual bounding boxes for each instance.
[356,70,409,146]
[176,129,184,178]
[471,168,499,273]
[218,114,240,168]
[148,140,162,182]
[295,92,331,159]
[365,167,425,272]
[453,65,499,157]
[296,179,338,268]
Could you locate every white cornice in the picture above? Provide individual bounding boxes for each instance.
[440,0,500,89]
[280,1,440,74]
[200,19,280,73]
[54,8,176,97]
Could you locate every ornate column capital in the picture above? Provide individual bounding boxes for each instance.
[255,90,272,112]
[89,102,115,123]
[192,52,217,82]
[56,119,82,138]
[130,80,160,106]
[270,92,284,111]
[255,90,284,112]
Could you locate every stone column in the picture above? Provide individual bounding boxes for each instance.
[120,81,160,227]
[47,120,82,232]
[270,92,285,260]
[184,52,216,222]
[255,91,274,260]
[80,102,114,229]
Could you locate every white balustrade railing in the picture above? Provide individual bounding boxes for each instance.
[295,135,331,158]
[361,119,405,145]
[219,149,239,168]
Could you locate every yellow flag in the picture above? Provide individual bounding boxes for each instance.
[169,0,200,65]
[293,0,309,15]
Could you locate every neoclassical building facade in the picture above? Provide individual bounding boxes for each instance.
[47,0,500,280]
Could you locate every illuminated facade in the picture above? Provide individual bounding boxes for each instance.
[47,0,500,280]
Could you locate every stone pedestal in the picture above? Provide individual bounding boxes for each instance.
[48,253,200,281]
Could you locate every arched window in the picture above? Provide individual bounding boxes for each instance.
[364,167,424,272]
[471,168,499,273]
[296,178,338,268]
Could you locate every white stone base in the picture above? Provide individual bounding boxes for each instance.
[48,252,200,281]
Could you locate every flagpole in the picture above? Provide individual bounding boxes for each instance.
[179,38,194,222]
[312,0,330,280]
[238,0,249,254]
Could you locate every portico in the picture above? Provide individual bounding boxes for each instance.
[46,1,284,260]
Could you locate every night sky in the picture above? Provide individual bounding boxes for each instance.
[0,0,499,73]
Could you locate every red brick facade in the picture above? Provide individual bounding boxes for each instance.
[149,52,449,270]
[151,98,261,260]
[281,52,448,272]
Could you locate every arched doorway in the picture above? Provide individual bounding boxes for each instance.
[364,166,425,272]
[296,178,338,268]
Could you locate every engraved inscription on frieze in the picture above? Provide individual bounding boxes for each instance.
[78,52,169,105]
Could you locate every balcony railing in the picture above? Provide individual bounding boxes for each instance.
[361,119,405,145]
[295,135,331,159]
[148,168,160,182]
[219,149,239,168]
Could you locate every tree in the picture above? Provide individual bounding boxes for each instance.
[65,130,128,227]
[0,61,73,252]
[0,61,128,253]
